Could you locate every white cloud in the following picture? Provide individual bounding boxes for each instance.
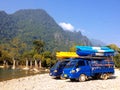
[59,22,75,32]
[77,28,86,33]
[77,28,92,35]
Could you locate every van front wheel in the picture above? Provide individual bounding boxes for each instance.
[60,75,66,80]
[79,74,86,82]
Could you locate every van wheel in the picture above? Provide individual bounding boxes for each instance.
[101,74,108,80]
[60,75,66,80]
[79,74,86,82]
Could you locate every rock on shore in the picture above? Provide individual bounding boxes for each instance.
[0,69,120,90]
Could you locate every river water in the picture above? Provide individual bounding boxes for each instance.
[0,68,47,82]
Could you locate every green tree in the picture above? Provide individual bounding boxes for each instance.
[33,40,44,54]
[42,51,56,67]
[107,44,119,51]
[69,45,76,52]
[108,44,120,68]
[0,45,2,57]
[43,51,52,58]
[33,53,43,68]
[5,38,27,69]
[46,58,51,67]
[0,50,10,67]
[114,54,120,68]
[22,50,35,68]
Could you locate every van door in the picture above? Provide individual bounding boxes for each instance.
[76,60,91,76]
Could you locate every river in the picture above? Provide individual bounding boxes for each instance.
[0,68,47,82]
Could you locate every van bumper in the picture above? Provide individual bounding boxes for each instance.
[63,73,79,79]
[49,72,61,77]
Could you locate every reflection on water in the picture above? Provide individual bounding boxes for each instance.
[0,68,47,82]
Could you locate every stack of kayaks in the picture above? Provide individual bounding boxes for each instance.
[76,46,115,56]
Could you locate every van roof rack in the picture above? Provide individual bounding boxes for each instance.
[56,52,112,60]
[78,56,109,60]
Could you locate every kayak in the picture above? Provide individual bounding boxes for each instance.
[56,52,80,58]
[76,46,115,56]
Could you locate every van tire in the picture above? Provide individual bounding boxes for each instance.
[79,74,86,82]
[101,74,108,80]
[60,75,66,80]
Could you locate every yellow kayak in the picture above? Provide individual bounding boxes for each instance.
[56,52,80,58]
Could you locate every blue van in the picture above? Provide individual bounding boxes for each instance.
[49,59,70,79]
[62,56,114,82]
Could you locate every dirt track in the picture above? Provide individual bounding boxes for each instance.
[0,69,120,90]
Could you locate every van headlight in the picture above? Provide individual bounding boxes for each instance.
[54,70,57,72]
[70,70,76,73]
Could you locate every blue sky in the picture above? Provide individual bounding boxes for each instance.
[0,0,120,47]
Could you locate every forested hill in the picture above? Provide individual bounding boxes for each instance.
[0,9,92,51]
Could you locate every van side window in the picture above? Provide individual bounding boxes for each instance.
[78,61,85,66]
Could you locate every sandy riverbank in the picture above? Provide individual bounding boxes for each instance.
[0,69,120,90]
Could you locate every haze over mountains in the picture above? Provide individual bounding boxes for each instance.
[0,9,104,51]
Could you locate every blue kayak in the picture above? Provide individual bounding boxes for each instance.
[76,46,115,56]
[76,46,110,50]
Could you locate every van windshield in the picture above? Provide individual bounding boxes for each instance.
[51,61,69,69]
[59,61,69,68]
[51,61,61,69]
[65,61,77,68]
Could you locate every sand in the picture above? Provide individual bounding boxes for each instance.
[0,69,120,90]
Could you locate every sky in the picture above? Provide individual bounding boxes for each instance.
[0,0,120,47]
